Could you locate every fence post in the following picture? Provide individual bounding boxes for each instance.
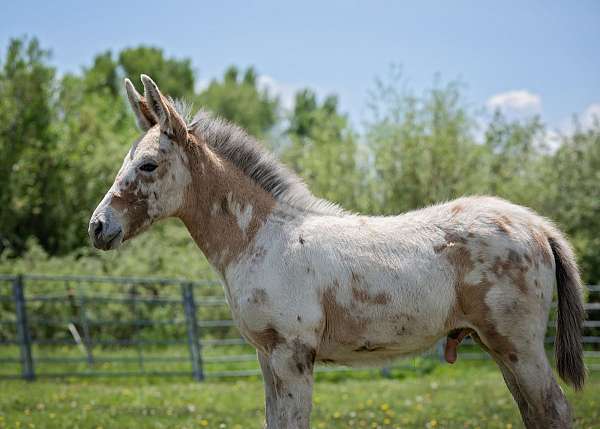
[13,275,35,381]
[437,339,446,363]
[78,293,95,366]
[182,282,204,381]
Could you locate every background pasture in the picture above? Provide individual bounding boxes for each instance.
[1,1,599,427]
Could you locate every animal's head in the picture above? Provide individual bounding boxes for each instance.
[89,75,193,250]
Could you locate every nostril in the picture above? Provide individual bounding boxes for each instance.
[94,220,104,238]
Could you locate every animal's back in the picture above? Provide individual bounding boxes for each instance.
[282,196,562,365]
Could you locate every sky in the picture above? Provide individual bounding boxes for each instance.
[2,0,599,132]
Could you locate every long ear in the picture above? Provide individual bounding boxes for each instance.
[124,78,155,131]
[140,74,187,142]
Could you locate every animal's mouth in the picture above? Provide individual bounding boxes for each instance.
[92,228,124,251]
[104,229,124,250]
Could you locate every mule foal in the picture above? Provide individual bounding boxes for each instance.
[89,75,585,429]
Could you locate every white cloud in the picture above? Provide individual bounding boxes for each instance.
[552,102,600,137]
[486,90,542,116]
[580,102,600,129]
[538,102,600,152]
[257,75,300,111]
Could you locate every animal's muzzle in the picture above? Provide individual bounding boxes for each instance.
[88,211,123,250]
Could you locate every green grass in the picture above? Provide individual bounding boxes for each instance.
[0,363,598,429]
[0,344,449,380]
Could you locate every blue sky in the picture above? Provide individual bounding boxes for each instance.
[2,1,599,131]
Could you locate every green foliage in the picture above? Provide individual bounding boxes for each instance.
[283,90,364,210]
[366,74,484,213]
[0,38,59,253]
[119,46,195,99]
[545,124,600,283]
[196,66,279,137]
[483,110,546,204]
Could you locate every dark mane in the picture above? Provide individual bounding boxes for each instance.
[187,109,342,215]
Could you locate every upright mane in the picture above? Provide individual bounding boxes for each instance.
[187,108,344,215]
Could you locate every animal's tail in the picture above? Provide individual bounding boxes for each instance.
[548,233,586,390]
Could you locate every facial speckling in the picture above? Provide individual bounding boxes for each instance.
[105,126,191,240]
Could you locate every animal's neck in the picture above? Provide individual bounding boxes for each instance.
[178,144,277,274]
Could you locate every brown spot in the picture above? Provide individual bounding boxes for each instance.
[435,231,468,254]
[372,292,391,305]
[396,325,408,336]
[493,215,513,235]
[444,242,518,361]
[434,243,449,253]
[290,339,315,375]
[445,231,468,245]
[351,287,369,302]
[250,288,268,305]
[349,272,391,305]
[531,229,553,267]
[490,250,530,294]
[450,204,464,215]
[110,186,150,240]
[250,324,285,353]
[507,249,521,264]
[320,287,367,346]
[508,352,519,363]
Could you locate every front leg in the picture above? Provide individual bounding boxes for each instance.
[268,339,316,429]
[258,351,279,428]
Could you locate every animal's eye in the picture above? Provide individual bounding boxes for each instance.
[139,162,158,172]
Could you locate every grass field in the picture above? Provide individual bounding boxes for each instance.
[0,362,598,429]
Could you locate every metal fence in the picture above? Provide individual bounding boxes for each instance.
[0,274,598,381]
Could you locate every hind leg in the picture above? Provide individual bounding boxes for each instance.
[496,356,537,427]
[471,334,536,426]
[477,332,572,428]
[503,350,571,428]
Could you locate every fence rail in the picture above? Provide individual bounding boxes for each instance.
[0,274,598,381]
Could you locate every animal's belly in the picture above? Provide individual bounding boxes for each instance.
[316,313,445,366]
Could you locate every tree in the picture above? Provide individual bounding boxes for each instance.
[545,122,600,284]
[83,51,120,97]
[482,110,546,205]
[365,72,484,214]
[0,37,59,253]
[118,46,195,99]
[197,66,279,137]
[52,70,137,253]
[283,89,364,211]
